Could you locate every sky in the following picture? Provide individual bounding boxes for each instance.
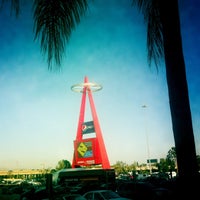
[0,0,200,170]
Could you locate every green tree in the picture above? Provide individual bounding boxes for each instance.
[56,159,72,170]
[166,147,176,171]
[112,161,128,175]
[132,0,198,181]
[157,158,169,173]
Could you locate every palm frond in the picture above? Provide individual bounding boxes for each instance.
[0,0,20,16]
[132,0,164,68]
[33,0,88,70]
[11,0,20,16]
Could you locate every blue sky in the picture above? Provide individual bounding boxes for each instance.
[0,0,199,170]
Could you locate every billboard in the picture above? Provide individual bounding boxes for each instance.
[82,121,95,134]
[77,140,93,158]
[147,159,158,163]
[73,138,101,166]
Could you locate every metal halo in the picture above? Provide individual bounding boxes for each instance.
[71,82,103,93]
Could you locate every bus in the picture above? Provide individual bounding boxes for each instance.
[52,168,116,192]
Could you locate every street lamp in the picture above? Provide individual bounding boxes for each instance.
[142,105,152,174]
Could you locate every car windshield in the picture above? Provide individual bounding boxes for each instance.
[102,191,120,199]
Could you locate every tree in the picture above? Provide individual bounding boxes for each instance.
[157,158,169,173]
[132,0,198,181]
[166,147,176,174]
[56,159,72,170]
[112,161,128,175]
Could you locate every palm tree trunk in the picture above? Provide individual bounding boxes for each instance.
[159,0,198,179]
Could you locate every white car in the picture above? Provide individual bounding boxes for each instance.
[82,190,131,200]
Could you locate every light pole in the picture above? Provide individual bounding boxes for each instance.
[142,105,152,174]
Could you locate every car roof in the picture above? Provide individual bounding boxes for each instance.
[84,189,112,193]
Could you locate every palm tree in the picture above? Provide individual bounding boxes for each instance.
[132,0,199,181]
[2,0,199,182]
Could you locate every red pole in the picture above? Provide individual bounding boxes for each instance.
[87,78,111,169]
[72,77,87,167]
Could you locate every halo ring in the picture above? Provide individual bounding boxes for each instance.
[71,82,102,93]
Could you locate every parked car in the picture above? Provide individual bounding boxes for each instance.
[62,193,86,200]
[116,181,155,200]
[82,190,131,200]
[116,181,173,200]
